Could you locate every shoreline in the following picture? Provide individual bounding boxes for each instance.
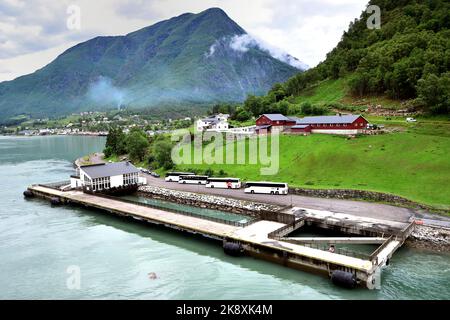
[71,153,450,249]
[1,133,107,137]
[137,185,450,253]
[73,153,449,216]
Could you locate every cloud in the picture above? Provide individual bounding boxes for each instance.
[0,0,369,81]
[229,34,256,52]
[209,34,309,70]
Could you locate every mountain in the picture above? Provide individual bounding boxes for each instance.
[0,8,304,122]
[257,0,449,114]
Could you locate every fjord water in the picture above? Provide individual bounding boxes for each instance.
[0,135,449,300]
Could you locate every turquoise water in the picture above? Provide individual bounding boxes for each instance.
[0,135,449,299]
[121,195,252,224]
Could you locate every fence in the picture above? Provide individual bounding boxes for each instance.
[260,211,296,224]
[39,181,71,191]
[94,193,258,228]
[268,218,372,260]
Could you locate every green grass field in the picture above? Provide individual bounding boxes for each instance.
[176,122,450,211]
[293,77,405,110]
[293,78,348,105]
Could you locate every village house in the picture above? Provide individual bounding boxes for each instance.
[196,114,230,132]
[70,162,146,193]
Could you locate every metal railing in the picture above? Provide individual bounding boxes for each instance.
[93,193,258,228]
[268,219,372,260]
[268,219,304,239]
[300,242,371,260]
[39,181,71,191]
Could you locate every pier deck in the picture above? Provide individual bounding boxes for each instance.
[30,185,240,238]
[28,184,413,289]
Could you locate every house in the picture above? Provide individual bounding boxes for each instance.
[293,114,369,135]
[255,114,296,134]
[196,114,230,132]
[70,162,146,193]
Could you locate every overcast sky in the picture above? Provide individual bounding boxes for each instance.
[0,0,369,82]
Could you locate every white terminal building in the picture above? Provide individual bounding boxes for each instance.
[70,162,146,192]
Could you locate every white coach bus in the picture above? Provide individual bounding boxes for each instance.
[206,178,241,189]
[165,172,195,182]
[244,182,289,195]
[178,175,209,185]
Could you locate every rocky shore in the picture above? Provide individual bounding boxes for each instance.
[408,225,450,252]
[138,185,450,252]
[138,185,283,217]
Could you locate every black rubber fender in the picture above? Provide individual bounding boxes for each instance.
[223,241,244,257]
[50,197,61,205]
[331,270,357,289]
[23,190,34,198]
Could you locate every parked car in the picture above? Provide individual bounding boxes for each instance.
[150,172,160,178]
[406,117,417,123]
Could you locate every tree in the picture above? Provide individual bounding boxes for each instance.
[104,126,126,156]
[244,95,264,117]
[235,109,252,122]
[126,129,150,162]
[417,72,450,114]
[153,140,174,170]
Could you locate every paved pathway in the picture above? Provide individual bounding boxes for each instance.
[142,175,450,228]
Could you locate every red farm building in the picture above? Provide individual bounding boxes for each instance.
[255,114,297,134]
[293,115,369,135]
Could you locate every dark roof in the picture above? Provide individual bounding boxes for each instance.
[80,162,139,179]
[255,125,272,130]
[295,115,364,125]
[260,114,291,121]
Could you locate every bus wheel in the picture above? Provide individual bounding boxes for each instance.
[275,191,279,195]
[211,185,214,188]
[271,191,274,195]
[251,190,255,194]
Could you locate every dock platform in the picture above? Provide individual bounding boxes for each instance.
[26,184,415,289]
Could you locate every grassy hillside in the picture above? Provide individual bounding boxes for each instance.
[293,77,406,111]
[176,121,450,210]
[260,0,449,116]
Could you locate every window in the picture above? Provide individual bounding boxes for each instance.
[123,173,138,185]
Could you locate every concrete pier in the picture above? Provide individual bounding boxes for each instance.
[26,184,415,289]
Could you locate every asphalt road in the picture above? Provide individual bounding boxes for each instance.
[142,175,420,223]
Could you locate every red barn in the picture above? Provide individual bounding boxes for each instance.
[294,115,369,135]
[289,124,312,135]
[255,114,297,134]
[256,114,297,127]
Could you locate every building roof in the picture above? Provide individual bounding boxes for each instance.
[288,117,302,124]
[291,125,311,129]
[260,114,292,121]
[80,162,139,179]
[255,125,272,130]
[295,114,364,125]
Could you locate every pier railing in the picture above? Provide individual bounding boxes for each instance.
[38,181,71,191]
[94,193,258,228]
[268,219,372,260]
